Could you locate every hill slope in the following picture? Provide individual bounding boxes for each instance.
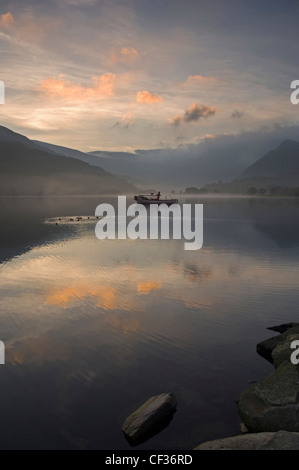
[202,140,299,195]
[34,136,271,189]
[242,139,299,178]
[0,128,135,195]
[0,125,36,145]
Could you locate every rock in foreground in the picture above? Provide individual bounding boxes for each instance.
[256,324,299,364]
[236,362,299,432]
[122,393,177,445]
[195,431,299,450]
[237,324,299,433]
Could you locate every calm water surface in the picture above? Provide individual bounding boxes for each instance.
[0,196,298,449]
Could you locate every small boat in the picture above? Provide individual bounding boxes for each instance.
[134,192,178,205]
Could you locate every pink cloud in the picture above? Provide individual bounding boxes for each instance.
[179,75,216,88]
[136,90,163,104]
[39,73,116,100]
[114,111,135,128]
[0,11,60,43]
[108,46,139,66]
[0,12,14,28]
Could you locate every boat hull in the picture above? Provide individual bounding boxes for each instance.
[134,197,178,205]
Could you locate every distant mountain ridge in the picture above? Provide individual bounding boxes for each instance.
[0,126,135,196]
[202,139,299,195]
[2,125,299,195]
[33,133,299,190]
[33,140,107,168]
[242,139,299,178]
[0,125,35,145]
[33,137,268,190]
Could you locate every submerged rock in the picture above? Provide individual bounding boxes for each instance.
[195,431,299,450]
[122,393,177,445]
[267,322,299,334]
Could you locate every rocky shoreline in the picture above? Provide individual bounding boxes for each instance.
[195,322,299,450]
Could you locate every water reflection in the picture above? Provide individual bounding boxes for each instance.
[0,196,298,449]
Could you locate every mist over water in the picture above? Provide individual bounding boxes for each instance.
[0,196,298,449]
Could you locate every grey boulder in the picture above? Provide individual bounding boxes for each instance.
[257,325,299,364]
[272,334,299,369]
[122,393,177,444]
[236,362,299,432]
[195,431,299,450]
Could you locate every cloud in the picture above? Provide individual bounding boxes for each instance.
[0,12,14,28]
[120,46,139,62]
[170,115,182,127]
[169,102,217,126]
[180,75,216,87]
[0,11,60,43]
[231,110,244,119]
[114,111,135,128]
[108,46,139,66]
[60,0,98,5]
[136,90,163,104]
[184,103,217,122]
[39,73,116,100]
[204,134,215,140]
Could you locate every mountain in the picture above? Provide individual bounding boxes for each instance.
[201,140,299,195]
[0,126,135,196]
[242,140,299,179]
[0,125,36,145]
[34,135,272,190]
[6,127,299,194]
[33,131,299,190]
[33,140,107,168]
[34,140,146,186]
[86,135,288,189]
[35,140,150,184]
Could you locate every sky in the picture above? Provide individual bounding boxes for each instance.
[0,0,299,152]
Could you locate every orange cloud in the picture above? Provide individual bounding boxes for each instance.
[136,90,163,104]
[0,12,14,28]
[115,111,135,128]
[168,115,182,126]
[92,73,116,96]
[180,75,216,88]
[137,281,162,295]
[0,11,60,42]
[120,47,139,62]
[108,46,139,66]
[39,73,116,100]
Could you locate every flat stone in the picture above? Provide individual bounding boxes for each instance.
[122,393,177,444]
[195,431,299,450]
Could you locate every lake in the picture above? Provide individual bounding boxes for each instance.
[0,196,298,450]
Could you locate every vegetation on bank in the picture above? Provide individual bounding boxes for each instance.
[184,183,299,197]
